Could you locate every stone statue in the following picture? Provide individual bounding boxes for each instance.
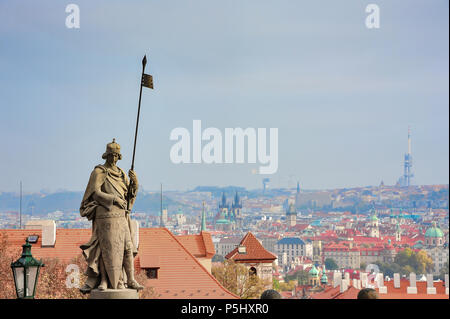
[79,139,144,293]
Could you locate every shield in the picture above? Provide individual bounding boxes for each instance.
[96,209,129,289]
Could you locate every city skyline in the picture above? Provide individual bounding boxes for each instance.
[0,0,448,192]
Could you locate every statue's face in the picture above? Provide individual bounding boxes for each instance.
[106,153,120,166]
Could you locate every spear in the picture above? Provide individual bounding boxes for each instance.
[127,55,154,211]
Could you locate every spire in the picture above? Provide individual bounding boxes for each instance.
[201,201,206,232]
[219,192,228,209]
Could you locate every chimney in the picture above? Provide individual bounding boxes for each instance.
[356,279,361,289]
[377,273,387,294]
[344,272,350,282]
[407,273,417,294]
[393,273,400,289]
[426,274,436,294]
[340,279,348,293]
[333,271,341,288]
[25,220,56,247]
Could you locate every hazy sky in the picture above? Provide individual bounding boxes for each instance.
[0,0,448,192]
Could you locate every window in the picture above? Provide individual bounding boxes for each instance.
[145,268,159,279]
[27,235,39,243]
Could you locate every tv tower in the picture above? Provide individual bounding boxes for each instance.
[402,126,413,186]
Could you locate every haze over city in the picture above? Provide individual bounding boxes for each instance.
[0,0,448,193]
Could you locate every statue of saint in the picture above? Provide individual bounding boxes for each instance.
[79,139,143,293]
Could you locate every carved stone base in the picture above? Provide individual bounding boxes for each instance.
[89,288,139,299]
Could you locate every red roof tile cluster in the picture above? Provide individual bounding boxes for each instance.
[1,228,237,299]
[311,286,361,299]
[376,279,448,299]
[136,228,238,299]
[176,231,215,258]
[225,232,277,263]
[1,228,91,263]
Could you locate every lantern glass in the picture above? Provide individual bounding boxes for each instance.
[26,266,38,297]
[13,266,25,298]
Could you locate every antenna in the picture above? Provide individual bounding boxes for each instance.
[19,181,22,229]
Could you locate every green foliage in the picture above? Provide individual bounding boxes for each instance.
[272,278,280,291]
[285,270,309,285]
[375,249,434,277]
[325,258,339,270]
[279,280,296,291]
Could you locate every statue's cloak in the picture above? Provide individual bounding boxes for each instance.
[79,164,137,283]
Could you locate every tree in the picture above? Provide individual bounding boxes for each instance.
[278,280,296,291]
[272,278,280,291]
[325,258,339,270]
[389,248,434,276]
[212,260,269,299]
[285,270,309,286]
[0,233,18,298]
[135,270,158,299]
[374,261,402,278]
[414,250,433,274]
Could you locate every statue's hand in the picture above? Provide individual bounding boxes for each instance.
[114,197,127,209]
[128,170,138,185]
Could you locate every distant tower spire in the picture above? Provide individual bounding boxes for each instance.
[408,126,411,155]
[297,181,300,193]
[19,181,22,229]
[402,126,413,187]
[201,201,206,232]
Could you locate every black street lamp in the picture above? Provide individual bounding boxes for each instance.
[10,238,44,299]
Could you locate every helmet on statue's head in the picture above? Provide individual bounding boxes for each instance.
[102,138,122,160]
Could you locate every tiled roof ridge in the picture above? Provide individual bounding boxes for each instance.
[226,232,277,260]
[200,231,215,257]
[159,227,239,299]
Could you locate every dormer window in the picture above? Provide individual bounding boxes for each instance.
[145,268,159,279]
[238,245,246,254]
[27,235,39,243]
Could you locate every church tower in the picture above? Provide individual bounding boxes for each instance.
[200,201,207,232]
[286,201,297,227]
[219,192,229,219]
[395,221,402,242]
[231,192,243,229]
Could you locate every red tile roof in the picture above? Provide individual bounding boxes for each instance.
[176,231,215,258]
[1,228,238,299]
[137,228,238,299]
[377,279,448,299]
[310,285,360,299]
[1,228,91,263]
[225,232,277,262]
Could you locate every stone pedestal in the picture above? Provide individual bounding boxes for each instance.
[89,288,139,299]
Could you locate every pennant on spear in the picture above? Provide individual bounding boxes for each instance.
[127,55,154,211]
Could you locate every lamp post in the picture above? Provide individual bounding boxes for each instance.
[11,238,44,299]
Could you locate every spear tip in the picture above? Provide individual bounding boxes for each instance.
[142,55,147,67]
